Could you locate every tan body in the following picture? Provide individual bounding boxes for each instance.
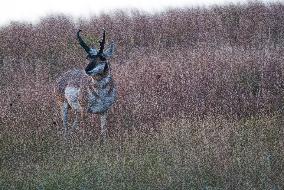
[55,69,93,111]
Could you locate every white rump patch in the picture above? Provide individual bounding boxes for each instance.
[65,87,81,110]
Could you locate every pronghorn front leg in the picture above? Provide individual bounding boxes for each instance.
[99,112,108,141]
[71,104,84,130]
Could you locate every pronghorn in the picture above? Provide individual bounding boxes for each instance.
[54,29,117,139]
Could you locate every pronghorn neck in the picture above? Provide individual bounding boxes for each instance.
[92,74,112,84]
[91,74,112,88]
[87,73,116,114]
[89,63,111,82]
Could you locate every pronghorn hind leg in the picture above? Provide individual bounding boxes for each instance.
[72,110,80,130]
[65,87,82,130]
[100,112,108,141]
[61,101,69,138]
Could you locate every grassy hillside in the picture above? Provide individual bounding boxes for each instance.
[0,2,284,189]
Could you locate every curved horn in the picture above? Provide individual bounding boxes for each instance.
[99,29,106,54]
[77,30,90,54]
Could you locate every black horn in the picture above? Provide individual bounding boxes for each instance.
[98,29,106,54]
[77,30,90,54]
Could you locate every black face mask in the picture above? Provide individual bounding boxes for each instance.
[85,54,107,72]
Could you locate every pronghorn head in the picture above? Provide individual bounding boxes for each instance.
[77,29,115,77]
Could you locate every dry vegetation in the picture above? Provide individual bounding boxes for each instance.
[1,2,284,189]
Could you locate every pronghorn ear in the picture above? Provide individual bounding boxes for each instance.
[103,42,115,58]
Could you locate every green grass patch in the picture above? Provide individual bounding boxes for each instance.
[1,115,283,189]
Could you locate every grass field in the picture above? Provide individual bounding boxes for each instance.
[1,2,284,189]
[1,114,283,189]
[1,48,284,189]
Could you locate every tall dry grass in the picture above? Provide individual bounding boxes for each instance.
[1,2,284,189]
